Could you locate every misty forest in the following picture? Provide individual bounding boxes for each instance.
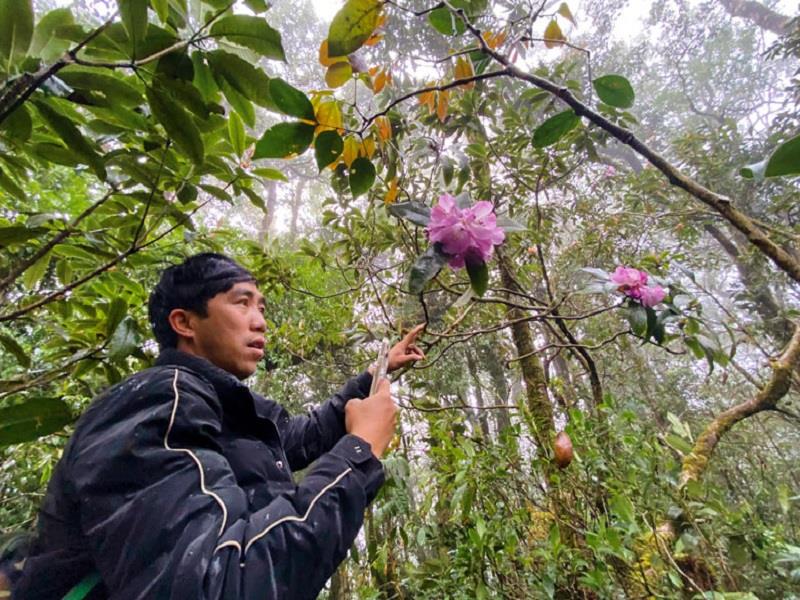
[1,0,799,597]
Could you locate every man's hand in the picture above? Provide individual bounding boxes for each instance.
[386,323,426,373]
[345,379,397,458]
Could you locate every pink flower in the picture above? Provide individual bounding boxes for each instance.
[610,265,666,307]
[426,193,505,268]
[639,285,666,307]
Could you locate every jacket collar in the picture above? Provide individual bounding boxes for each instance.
[155,348,250,400]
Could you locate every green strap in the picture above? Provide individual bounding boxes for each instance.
[62,571,100,600]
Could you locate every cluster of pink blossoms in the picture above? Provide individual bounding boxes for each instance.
[610,266,666,307]
[426,193,506,268]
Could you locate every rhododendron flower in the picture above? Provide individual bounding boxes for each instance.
[426,193,505,268]
[638,284,666,307]
[610,265,666,307]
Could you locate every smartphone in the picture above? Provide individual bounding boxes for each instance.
[369,338,391,396]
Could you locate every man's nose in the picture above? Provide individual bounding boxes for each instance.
[252,309,267,331]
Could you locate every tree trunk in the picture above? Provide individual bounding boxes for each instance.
[497,252,553,446]
[680,324,800,486]
[290,179,306,239]
[718,0,791,34]
[466,347,492,437]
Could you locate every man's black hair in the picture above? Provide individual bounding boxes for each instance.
[148,253,255,349]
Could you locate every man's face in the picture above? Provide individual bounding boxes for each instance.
[179,281,267,379]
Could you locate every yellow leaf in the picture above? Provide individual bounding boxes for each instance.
[544,20,565,48]
[342,136,359,167]
[319,40,347,67]
[482,29,507,50]
[418,89,436,113]
[374,116,392,141]
[326,62,353,88]
[454,56,475,89]
[315,99,343,134]
[364,33,384,47]
[375,12,387,29]
[373,68,390,93]
[385,178,398,204]
[360,137,376,158]
[436,90,449,122]
[558,2,577,26]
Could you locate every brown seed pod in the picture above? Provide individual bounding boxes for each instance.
[553,431,573,469]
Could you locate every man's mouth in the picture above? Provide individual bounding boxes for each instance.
[247,339,265,350]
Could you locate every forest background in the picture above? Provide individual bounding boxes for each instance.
[0,0,799,597]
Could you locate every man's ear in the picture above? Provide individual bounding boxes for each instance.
[168,308,196,342]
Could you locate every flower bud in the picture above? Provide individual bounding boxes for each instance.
[553,431,573,469]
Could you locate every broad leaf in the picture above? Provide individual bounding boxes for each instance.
[466,259,489,297]
[428,7,466,36]
[145,85,205,164]
[532,110,580,148]
[409,244,449,294]
[543,19,564,48]
[0,0,34,63]
[0,167,24,200]
[327,0,381,57]
[151,0,169,23]
[593,75,635,108]
[0,334,30,368]
[558,2,577,26]
[105,298,128,338]
[206,50,275,109]
[315,130,344,171]
[349,156,376,198]
[627,303,647,337]
[387,201,431,227]
[29,8,73,59]
[210,15,285,62]
[252,167,288,181]
[34,100,107,179]
[765,134,800,178]
[325,62,353,88]
[109,316,139,359]
[118,0,148,53]
[228,110,246,156]
[0,104,32,141]
[0,398,73,447]
[269,78,315,120]
[253,122,315,159]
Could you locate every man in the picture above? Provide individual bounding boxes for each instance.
[15,253,424,599]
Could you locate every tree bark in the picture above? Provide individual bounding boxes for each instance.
[465,347,492,437]
[497,252,554,445]
[680,324,800,486]
[718,0,792,34]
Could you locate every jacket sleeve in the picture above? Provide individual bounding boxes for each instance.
[68,367,383,600]
[281,371,373,471]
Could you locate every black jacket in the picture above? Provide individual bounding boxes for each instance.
[15,349,384,599]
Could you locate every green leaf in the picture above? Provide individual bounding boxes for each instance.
[739,159,766,180]
[206,50,275,109]
[314,130,343,171]
[627,303,647,336]
[209,15,285,61]
[219,78,255,127]
[22,251,50,289]
[0,226,45,247]
[269,78,315,120]
[532,110,580,148]
[466,259,489,297]
[109,316,139,359]
[428,7,466,36]
[327,0,381,57]
[593,74,635,108]
[252,167,288,181]
[325,61,352,88]
[496,215,526,232]
[118,0,148,53]
[765,134,800,178]
[543,19,565,48]
[191,52,218,101]
[0,0,34,63]
[0,166,24,200]
[58,67,143,106]
[349,156,376,198]
[0,398,73,447]
[387,201,431,227]
[245,0,268,12]
[151,0,169,23]
[253,122,315,159]
[228,110,246,156]
[241,186,266,212]
[0,333,30,368]
[0,104,32,141]
[33,101,107,179]
[557,2,577,26]
[409,244,449,294]
[105,298,128,338]
[29,8,73,58]
[145,85,205,164]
